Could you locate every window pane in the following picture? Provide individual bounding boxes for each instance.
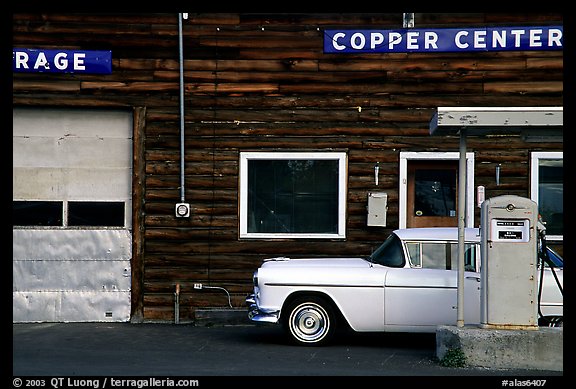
[68,201,125,227]
[421,243,448,270]
[13,201,63,226]
[538,160,563,236]
[247,159,339,234]
[449,243,478,271]
[414,169,456,217]
[406,242,421,267]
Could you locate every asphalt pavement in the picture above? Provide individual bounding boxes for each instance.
[12,322,564,385]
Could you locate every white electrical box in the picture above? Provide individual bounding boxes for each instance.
[480,195,539,329]
[175,203,191,218]
[367,192,387,227]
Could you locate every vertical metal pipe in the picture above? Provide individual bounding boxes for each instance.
[457,128,467,327]
[175,283,180,324]
[178,13,186,202]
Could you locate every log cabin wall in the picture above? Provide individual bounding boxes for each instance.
[12,13,563,322]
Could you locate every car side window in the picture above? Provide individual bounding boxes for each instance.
[413,242,478,271]
[464,243,478,271]
[421,243,449,270]
[449,243,478,271]
[406,242,421,268]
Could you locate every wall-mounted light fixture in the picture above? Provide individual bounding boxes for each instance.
[477,185,485,208]
[403,13,415,28]
[374,162,380,186]
[495,164,501,186]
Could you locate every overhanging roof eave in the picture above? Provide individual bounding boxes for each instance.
[429,106,563,136]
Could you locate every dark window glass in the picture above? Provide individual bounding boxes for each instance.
[369,233,405,268]
[247,159,339,234]
[13,201,63,226]
[538,160,563,236]
[414,169,456,217]
[68,201,125,227]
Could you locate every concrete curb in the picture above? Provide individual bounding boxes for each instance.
[436,325,563,371]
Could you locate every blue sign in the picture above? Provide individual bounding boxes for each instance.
[13,48,112,74]
[324,26,563,53]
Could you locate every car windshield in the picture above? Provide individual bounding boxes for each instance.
[367,233,405,267]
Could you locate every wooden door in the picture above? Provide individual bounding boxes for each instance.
[407,161,458,228]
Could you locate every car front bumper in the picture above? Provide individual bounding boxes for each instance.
[245,294,280,324]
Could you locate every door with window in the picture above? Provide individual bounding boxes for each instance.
[406,161,458,228]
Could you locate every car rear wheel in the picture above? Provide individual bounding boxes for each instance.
[282,296,337,346]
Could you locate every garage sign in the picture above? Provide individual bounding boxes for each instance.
[324,26,563,53]
[13,48,112,74]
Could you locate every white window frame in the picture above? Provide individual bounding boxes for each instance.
[399,151,475,229]
[530,151,563,242]
[239,151,348,239]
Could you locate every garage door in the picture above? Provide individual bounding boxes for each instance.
[13,107,133,322]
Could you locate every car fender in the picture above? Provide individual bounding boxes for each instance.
[258,264,388,332]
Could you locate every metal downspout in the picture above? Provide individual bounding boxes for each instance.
[178,13,186,203]
[457,128,467,327]
[174,13,186,323]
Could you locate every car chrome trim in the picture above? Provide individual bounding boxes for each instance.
[263,283,458,290]
[264,283,383,288]
[245,295,255,305]
[539,302,563,307]
[245,293,280,324]
[247,308,280,324]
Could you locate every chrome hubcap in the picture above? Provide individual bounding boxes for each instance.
[290,303,329,343]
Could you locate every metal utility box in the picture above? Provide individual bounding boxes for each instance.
[367,192,387,227]
[480,195,539,329]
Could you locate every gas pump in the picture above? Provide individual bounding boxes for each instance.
[480,195,539,329]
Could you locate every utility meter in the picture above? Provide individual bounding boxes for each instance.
[175,203,191,218]
[480,195,539,329]
[367,192,388,227]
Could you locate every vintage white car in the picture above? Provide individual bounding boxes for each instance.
[245,227,563,346]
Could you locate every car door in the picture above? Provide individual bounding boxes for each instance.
[383,241,480,329]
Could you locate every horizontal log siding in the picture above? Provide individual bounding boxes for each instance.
[13,13,563,321]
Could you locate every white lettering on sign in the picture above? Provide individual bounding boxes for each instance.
[15,52,29,69]
[52,52,86,70]
[406,31,419,49]
[22,52,88,71]
[332,31,438,51]
[549,29,562,46]
[350,32,365,49]
[510,30,525,47]
[34,52,50,70]
[54,53,68,70]
[371,33,384,49]
[424,32,438,49]
[13,49,110,74]
[474,30,487,49]
[530,29,542,47]
[326,26,563,53]
[332,32,346,50]
[388,32,402,49]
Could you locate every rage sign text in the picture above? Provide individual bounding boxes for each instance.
[13,48,112,74]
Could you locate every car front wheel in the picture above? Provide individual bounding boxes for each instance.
[282,296,336,346]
